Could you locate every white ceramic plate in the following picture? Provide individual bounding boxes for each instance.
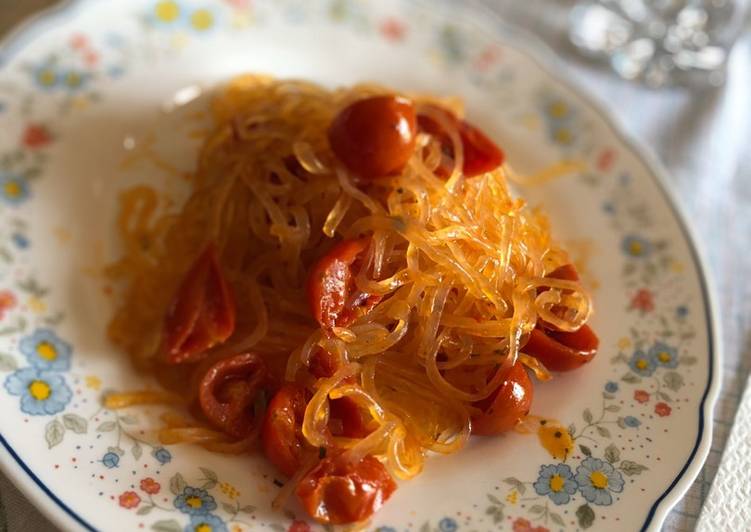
[0,1,720,531]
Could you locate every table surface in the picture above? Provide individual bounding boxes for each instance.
[0,1,749,531]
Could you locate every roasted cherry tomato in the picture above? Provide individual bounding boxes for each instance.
[523,326,599,372]
[471,361,533,436]
[163,243,235,364]
[418,104,504,178]
[296,454,397,524]
[546,263,580,282]
[308,348,371,439]
[328,95,417,179]
[198,352,266,438]
[524,263,600,371]
[306,238,381,329]
[262,384,308,477]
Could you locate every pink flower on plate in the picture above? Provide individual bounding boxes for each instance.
[630,288,655,313]
[0,290,16,320]
[634,389,650,404]
[473,45,500,71]
[513,517,549,532]
[118,491,141,509]
[288,521,311,532]
[379,17,407,42]
[597,147,616,172]
[69,33,88,50]
[225,0,250,8]
[84,51,99,67]
[655,402,672,417]
[21,124,52,149]
[139,477,160,495]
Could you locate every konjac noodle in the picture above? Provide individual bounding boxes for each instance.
[106,74,598,525]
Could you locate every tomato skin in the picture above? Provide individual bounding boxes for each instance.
[328,95,417,179]
[163,243,235,364]
[525,263,599,371]
[417,105,504,177]
[471,362,533,436]
[198,352,266,438]
[523,326,599,372]
[296,454,397,524]
[262,384,308,477]
[306,238,380,329]
[546,263,580,282]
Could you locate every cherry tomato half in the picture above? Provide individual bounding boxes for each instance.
[525,263,600,371]
[306,238,381,329]
[471,362,533,436]
[328,95,417,179]
[308,349,371,439]
[262,384,308,477]
[523,326,599,372]
[163,243,235,364]
[296,454,397,524]
[418,104,504,178]
[198,352,266,438]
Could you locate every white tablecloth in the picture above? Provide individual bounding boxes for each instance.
[1,1,749,530]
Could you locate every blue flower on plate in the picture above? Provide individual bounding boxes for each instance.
[439,517,458,532]
[0,173,30,205]
[4,367,72,415]
[605,381,618,393]
[575,457,624,506]
[12,232,29,249]
[376,528,397,532]
[174,486,217,516]
[102,452,120,468]
[187,7,218,33]
[19,328,72,371]
[32,63,59,90]
[624,416,641,428]
[621,235,652,258]
[628,350,656,377]
[649,341,679,369]
[60,70,89,92]
[152,447,172,464]
[676,305,689,318]
[533,463,577,505]
[184,514,227,532]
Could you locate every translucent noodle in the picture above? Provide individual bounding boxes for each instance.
[107,76,594,494]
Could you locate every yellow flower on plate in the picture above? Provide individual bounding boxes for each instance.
[220,481,240,500]
[617,336,632,350]
[171,32,189,50]
[27,296,46,314]
[506,489,518,504]
[85,376,102,391]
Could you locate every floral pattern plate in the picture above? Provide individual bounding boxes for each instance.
[0,1,720,531]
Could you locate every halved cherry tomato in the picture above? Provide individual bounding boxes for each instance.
[163,243,235,364]
[546,263,580,282]
[296,454,397,524]
[328,95,417,179]
[198,352,266,438]
[524,263,600,371]
[308,348,371,439]
[262,384,308,477]
[418,104,504,177]
[306,238,381,329]
[523,326,599,372]
[471,361,533,436]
